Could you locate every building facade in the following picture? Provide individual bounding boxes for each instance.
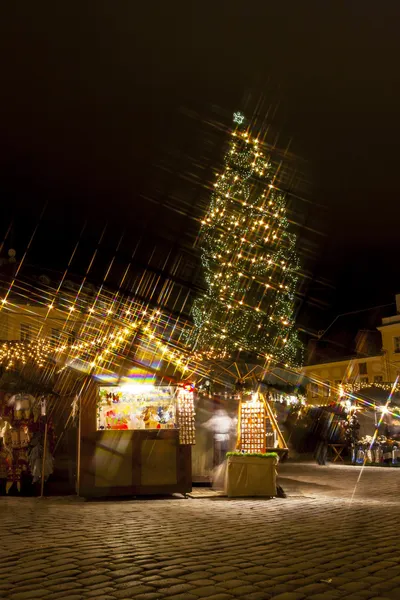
[302,295,400,405]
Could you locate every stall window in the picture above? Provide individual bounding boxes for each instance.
[374,375,383,383]
[359,362,367,375]
[323,381,331,397]
[394,336,400,353]
[20,323,31,342]
[97,386,178,431]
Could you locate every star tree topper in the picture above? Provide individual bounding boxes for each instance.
[233,111,245,125]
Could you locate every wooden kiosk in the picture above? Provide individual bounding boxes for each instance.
[225,390,288,498]
[78,381,195,498]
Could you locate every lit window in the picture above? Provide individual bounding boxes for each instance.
[360,376,369,385]
[310,382,319,398]
[374,375,383,383]
[394,337,400,353]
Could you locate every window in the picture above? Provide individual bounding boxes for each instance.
[20,323,31,342]
[360,376,369,385]
[374,375,383,383]
[310,382,319,398]
[359,362,367,375]
[97,385,182,431]
[394,337,400,353]
[323,381,331,397]
[51,328,61,340]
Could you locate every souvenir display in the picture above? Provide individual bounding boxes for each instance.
[97,386,177,431]
[355,435,400,465]
[0,392,55,494]
[239,396,267,453]
[176,388,195,445]
[97,385,196,444]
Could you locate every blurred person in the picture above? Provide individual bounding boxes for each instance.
[203,408,236,467]
[315,409,330,465]
[344,413,360,464]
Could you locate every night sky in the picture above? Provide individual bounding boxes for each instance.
[1,2,400,338]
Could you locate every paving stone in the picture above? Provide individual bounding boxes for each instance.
[141,575,163,583]
[10,591,52,600]
[157,583,196,595]
[384,592,400,600]
[111,573,142,585]
[184,571,214,581]
[8,584,50,596]
[264,583,297,594]
[219,579,248,589]
[111,567,142,577]
[243,574,269,583]
[1,465,400,600]
[46,593,86,600]
[7,574,47,584]
[369,581,399,593]
[76,574,111,586]
[150,578,184,587]
[245,593,272,600]
[194,596,234,600]
[213,572,240,582]
[162,568,191,577]
[211,567,235,574]
[189,586,231,597]
[85,588,116,597]
[344,592,375,600]
[47,569,81,579]
[271,594,306,600]
[166,595,198,600]
[85,597,117,600]
[46,582,83,592]
[307,593,342,600]
[47,582,84,592]
[296,583,333,594]
[230,585,264,596]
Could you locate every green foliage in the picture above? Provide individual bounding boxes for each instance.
[226,451,278,459]
[187,115,303,367]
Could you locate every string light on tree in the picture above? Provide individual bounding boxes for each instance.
[188,111,303,367]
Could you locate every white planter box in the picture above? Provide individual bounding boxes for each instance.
[225,455,277,498]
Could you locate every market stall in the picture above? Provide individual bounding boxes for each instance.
[0,391,55,495]
[78,381,196,497]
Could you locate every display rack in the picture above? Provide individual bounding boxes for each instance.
[176,388,196,445]
[237,392,287,454]
[239,395,267,453]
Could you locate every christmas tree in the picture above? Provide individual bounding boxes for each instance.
[189,112,303,368]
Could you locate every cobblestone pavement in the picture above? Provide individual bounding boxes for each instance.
[1,463,399,600]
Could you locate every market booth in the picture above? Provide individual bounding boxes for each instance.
[78,381,195,497]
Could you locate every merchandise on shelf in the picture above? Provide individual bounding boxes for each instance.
[176,388,196,445]
[97,386,177,431]
[239,396,267,454]
[97,385,196,444]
